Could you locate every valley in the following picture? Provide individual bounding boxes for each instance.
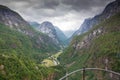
[41,51,62,67]
[0,0,120,80]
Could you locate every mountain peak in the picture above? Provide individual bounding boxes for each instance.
[42,21,52,24]
[29,21,68,46]
[37,21,60,45]
[41,21,54,29]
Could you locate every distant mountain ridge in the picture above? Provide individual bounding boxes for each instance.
[73,0,120,37]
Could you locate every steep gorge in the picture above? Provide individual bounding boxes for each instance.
[0,0,120,80]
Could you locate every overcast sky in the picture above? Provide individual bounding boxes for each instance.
[0,0,115,32]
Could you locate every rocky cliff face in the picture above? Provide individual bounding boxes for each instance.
[73,0,120,36]
[73,27,103,50]
[29,21,68,46]
[38,21,59,44]
[0,5,34,36]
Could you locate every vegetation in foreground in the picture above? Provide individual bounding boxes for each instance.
[0,23,65,80]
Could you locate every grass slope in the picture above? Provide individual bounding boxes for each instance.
[0,24,64,80]
[60,12,120,80]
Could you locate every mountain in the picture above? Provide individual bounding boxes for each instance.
[0,5,65,80]
[29,21,68,46]
[61,12,120,80]
[0,22,64,80]
[55,27,68,46]
[38,21,60,45]
[0,5,61,53]
[60,1,120,80]
[73,0,120,36]
[0,5,34,36]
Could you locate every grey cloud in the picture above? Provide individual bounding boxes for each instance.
[41,0,60,9]
[61,0,115,11]
[0,0,115,10]
[0,0,115,32]
[17,0,60,9]
[0,0,59,9]
[0,0,115,21]
[1,0,115,14]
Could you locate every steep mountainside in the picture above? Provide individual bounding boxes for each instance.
[55,27,68,46]
[0,23,65,80]
[0,5,61,53]
[0,5,34,36]
[38,21,60,45]
[60,12,120,80]
[73,0,120,36]
[0,5,65,80]
[29,21,68,46]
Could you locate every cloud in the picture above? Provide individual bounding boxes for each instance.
[35,0,60,9]
[0,0,115,32]
[61,0,114,11]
